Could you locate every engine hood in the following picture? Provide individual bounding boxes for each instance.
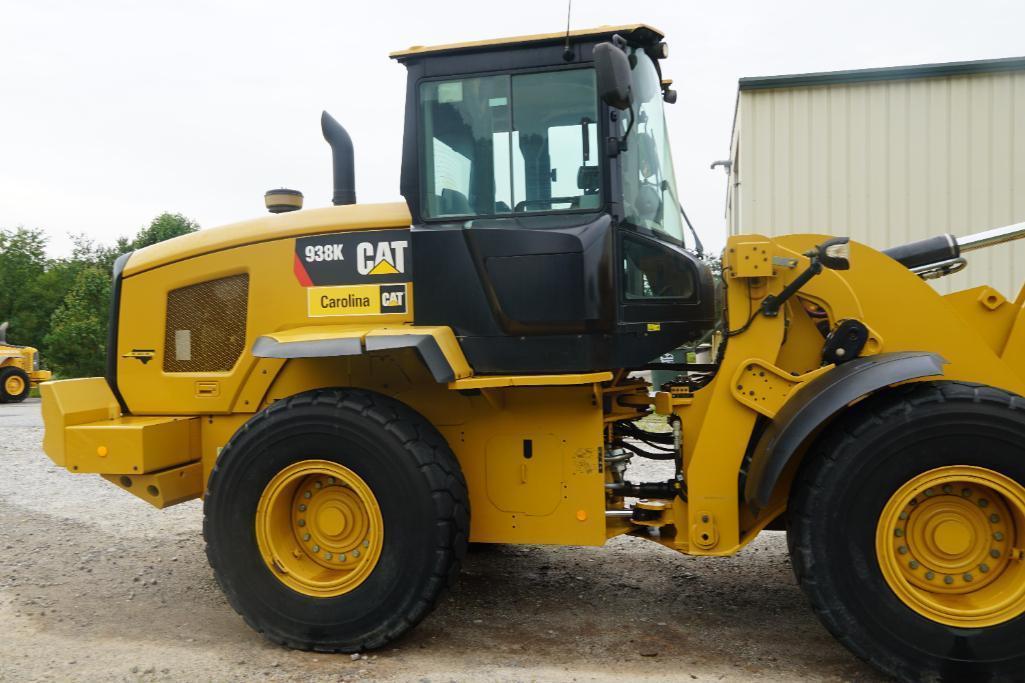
[123,202,411,278]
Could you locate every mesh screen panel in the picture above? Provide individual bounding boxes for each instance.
[163,274,249,372]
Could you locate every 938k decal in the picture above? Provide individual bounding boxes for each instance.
[294,230,411,286]
[295,230,411,317]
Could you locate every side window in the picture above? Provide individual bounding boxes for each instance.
[508,69,600,213]
[419,69,600,219]
[622,236,695,301]
[420,76,510,218]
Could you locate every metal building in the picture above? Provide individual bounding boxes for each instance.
[724,56,1025,295]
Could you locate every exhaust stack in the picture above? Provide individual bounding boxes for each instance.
[321,111,356,206]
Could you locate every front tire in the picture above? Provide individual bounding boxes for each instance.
[0,366,30,403]
[788,382,1025,682]
[204,388,469,651]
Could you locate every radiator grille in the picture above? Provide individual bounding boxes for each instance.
[163,274,249,372]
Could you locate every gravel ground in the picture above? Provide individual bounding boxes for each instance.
[0,399,882,682]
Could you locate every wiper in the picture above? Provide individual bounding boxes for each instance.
[660,179,705,257]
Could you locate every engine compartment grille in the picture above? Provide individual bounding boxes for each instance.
[163,274,249,373]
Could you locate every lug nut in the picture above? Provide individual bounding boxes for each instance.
[899,512,909,521]
[299,504,307,512]
[298,519,306,527]
[980,564,990,573]
[979,499,990,508]
[338,553,346,561]
[963,573,974,582]
[304,491,312,499]
[944,576,954,585]
[327,477,335,484]
[990,514,1000,524]
[898,546,909,555]
[363,539,370,548]
[303,533,311,541]
[994,532,1005,541]
[895,529,904,537]
[991,549,1001,559]
[312,544,320,553]
[324,552,333,560]
[353,549,360,558]
[962,488,972,498]
[925,571,936,580]
[925,489,934,497]
[942,485,953,494]
[315,481,322,490]
[909,560,920,569]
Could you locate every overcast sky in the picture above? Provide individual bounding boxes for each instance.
[3,0,1023,257]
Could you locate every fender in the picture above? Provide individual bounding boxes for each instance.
[251,324,472,384]
[744,351,947,512]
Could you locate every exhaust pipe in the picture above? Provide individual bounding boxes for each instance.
[321,111,356,206]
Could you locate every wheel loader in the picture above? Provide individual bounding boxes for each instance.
[0,321,52,402]
[39,24,1025,681]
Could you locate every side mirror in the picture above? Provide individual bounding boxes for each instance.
[594,42,632,110]
[811,237,851,271]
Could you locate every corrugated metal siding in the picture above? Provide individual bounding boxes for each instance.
[729,70,1025,296]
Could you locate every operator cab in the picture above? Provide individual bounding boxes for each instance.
[392,25,715,373]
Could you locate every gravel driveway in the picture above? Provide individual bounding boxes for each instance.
[0,399,880,682]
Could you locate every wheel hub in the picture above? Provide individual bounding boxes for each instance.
[931,518,971,556]
[5,374,25,395]
[297,476,374,569]
[256,460,383,597]
[877,466,1025,627]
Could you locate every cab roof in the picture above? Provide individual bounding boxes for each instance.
[390,24,664,61]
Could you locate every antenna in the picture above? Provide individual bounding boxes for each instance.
[562,0,574,61]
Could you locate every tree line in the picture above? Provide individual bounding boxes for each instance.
[0,213,199,378]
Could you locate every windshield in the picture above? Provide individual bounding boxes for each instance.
[618,50,684,241]
[419,69,600,219]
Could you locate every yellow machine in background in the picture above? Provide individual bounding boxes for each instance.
[39,24,1025,682]
[0,321,51,403]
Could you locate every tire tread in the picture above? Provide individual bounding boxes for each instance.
[789,381,1024,681]
[203,387,469,653]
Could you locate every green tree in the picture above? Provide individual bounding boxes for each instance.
[43,267,112,377]
[130,212,199,250]
[37,212,200,377]
[0,227,49,345]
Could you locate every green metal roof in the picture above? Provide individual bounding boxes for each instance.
[739,55,1025,91]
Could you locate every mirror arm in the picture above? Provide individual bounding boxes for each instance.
[605,105,635,158]
[621,104,635,150]
[581,117,591,162]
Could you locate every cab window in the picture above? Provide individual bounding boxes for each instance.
[420,69,600,219]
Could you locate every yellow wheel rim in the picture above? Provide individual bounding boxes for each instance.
[876,466,1025,628]
[255,459,383,598]
[4,374,25,395]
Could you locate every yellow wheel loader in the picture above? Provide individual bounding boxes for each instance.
[0,321,52,403]
[40,24,1025,680]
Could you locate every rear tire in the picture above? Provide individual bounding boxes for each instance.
[788,381,1025,682]
[0,367,30,403]
[204,388,469,652]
